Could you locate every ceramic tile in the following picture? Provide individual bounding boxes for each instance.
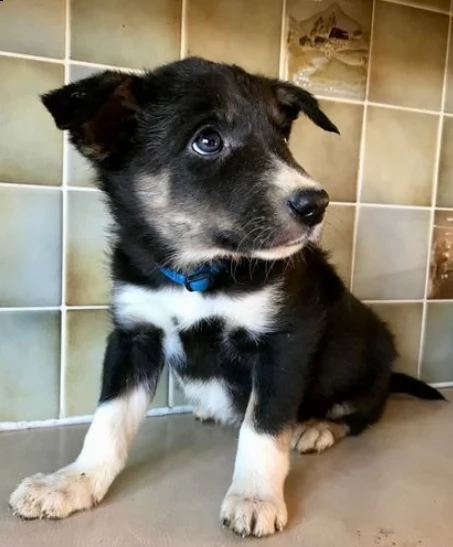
[71,0,181,69]
[0,188,62,307]
[0,311,60,421]
[421,303,453,383]
[67,191,111,306]
[445,36,453,113]
[187,0,282,76]
[362,107,438,206]
[171,378,188,407]
[287,0,372,99]
[321,205,355,285]
[0,57,64,186]
[428,211,453,299]
[65,310,169,417]
[401,0,451,11]
[0,0,65,59]
[369,2,448,110]
[290,101,362,202]
[353,207,430,300]
[369,303,423,377]
[437,116,453,207]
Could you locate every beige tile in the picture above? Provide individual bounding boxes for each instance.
[67,191,111,306]
[287,0,372,99]
[0,311,60,421]
[0,57,64,186]
[428,210,453,299]
[0,0,65,58]
[437,116,453,207]
[65,311,169,417]
[401,0,451,9]
[71,0,181,69]
[445,37,453,113]
[353,207,430,300]
[422,303,453,383]
[369,2,448,110]
[187,0,282,76]
[171,380,188,407]
[0,187,62,307]
[64,310,110,417]
[362,107,438,206]
[290,101,362,202]
[321,205,355,285]
[369,303,423,377]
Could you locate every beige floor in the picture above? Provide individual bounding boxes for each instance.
[0,392,452,547]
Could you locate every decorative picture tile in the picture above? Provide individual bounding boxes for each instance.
[369,2,448,110]
[437,116,453,208]
[187,0,282,76]
[0,57,64,186]
[321,204,355,285]
[67,191,111,306]
[286,0,372,99]
[71,0,181,69]
[0,311,60,421]
[369,303,423,377]
[353,207,430,300]
[362,107,438,206]
[421,303,453,383]
[0,0,65,59]
[0,188,62,307]
[428,211,453,300]
[290,100,363,202]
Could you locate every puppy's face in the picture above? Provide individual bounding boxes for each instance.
[43,58,338,266]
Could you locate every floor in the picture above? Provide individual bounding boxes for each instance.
[1,392,452,547]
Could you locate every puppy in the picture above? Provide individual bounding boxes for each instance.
[9,57,444,537]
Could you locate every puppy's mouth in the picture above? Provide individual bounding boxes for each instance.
[250,237,306,260]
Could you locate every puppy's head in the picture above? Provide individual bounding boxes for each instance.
[43,58,338,266]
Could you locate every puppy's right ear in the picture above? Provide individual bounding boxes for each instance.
[41,71,141,163]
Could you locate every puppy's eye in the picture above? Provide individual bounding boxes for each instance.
[192,128,223,156]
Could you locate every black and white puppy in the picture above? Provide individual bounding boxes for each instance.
[10,58,444,537]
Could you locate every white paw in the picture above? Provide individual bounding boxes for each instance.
[291,420,347,454]
[220,492,287,537]
[9,466,104,520]
[193,407,216,423]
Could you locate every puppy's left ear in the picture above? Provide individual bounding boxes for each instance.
[275,82,340,135]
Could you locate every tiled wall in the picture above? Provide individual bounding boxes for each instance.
[0,0,452,424]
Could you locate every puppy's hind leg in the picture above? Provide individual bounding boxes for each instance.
[291,419,350,454]
[9,326,164,519]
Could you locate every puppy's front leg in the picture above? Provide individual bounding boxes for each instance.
[220,392,292,537]
[10,326,164,519]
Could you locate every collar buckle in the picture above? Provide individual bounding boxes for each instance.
[184,271,214,292]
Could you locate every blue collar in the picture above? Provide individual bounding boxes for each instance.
[158,263,226,292]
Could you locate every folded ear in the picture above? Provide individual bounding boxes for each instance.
[41,71,141,162]
[275,82,340,135]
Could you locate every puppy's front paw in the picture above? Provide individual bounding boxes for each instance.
[220,492,287,537]
[9,466,102,519]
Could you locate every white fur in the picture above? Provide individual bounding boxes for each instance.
[182,377,239,424]
[220,419,290,537]
[114,283,280,336]
[9,386,150,519]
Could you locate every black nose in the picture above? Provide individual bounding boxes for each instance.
[287,189,329,227]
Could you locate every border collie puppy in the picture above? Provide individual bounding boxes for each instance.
[9,57,444,537]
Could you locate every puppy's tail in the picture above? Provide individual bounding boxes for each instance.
[390,372,446,401]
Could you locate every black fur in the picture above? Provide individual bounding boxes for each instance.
[42,57,444,448]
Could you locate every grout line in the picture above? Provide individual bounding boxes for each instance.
[364,299,424,305]
[431,381,453,388]
[180,0,188,60]
[350,0,377,292]
[0,406,194,432]
[0,182,101,192]
[278,0,288,80]
[69,59,145,74]
[379,0,452,15]
[59,0,72,419]
[417,13,452,380]
[0,50,64,64]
